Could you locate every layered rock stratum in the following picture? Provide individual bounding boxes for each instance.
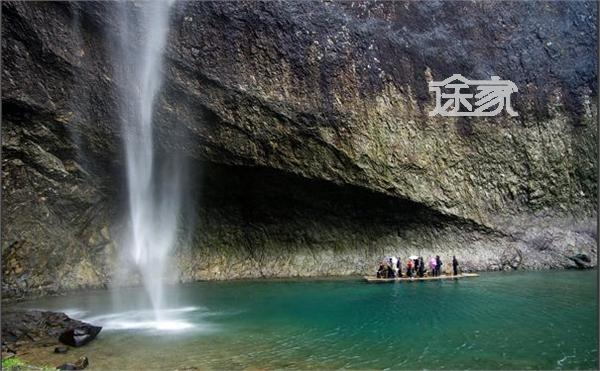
[2,1,597,298]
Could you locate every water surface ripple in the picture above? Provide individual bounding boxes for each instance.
[11,270,598,370]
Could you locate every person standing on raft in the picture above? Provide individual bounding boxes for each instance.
[452,256,459,275]
[418,257,425,277]
[389,257,398,278]
[435,255,442,276]
[429,256,437,277]
[376,261,386,278]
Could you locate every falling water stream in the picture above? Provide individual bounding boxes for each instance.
[114,0,185,329]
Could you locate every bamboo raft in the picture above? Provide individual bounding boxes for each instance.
[363,273,479,283]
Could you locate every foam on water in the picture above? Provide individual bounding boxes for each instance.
[81,306,208,332]
[101,319,195,331]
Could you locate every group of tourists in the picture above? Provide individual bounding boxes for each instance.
[376,255,459,279]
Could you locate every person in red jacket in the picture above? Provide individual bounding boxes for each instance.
[406,258,414,278]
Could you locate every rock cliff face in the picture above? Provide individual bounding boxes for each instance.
[2,1,597,298]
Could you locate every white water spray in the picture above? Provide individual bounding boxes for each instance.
[115,0,180,323]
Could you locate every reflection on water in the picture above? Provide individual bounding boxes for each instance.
[9,270,598,370]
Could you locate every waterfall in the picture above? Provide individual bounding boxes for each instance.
[114,0,180,323]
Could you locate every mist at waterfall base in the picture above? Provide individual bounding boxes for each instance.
[110,0,189,331]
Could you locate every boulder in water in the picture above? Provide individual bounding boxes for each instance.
[59,325,102,347]
[2,310,94,353]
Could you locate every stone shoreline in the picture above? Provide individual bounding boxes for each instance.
[3,258,596,304]
[2,310,101,370]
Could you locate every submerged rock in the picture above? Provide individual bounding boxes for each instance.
[57,356,89,370]
[59,325,102,347]
[54,346,69,354]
